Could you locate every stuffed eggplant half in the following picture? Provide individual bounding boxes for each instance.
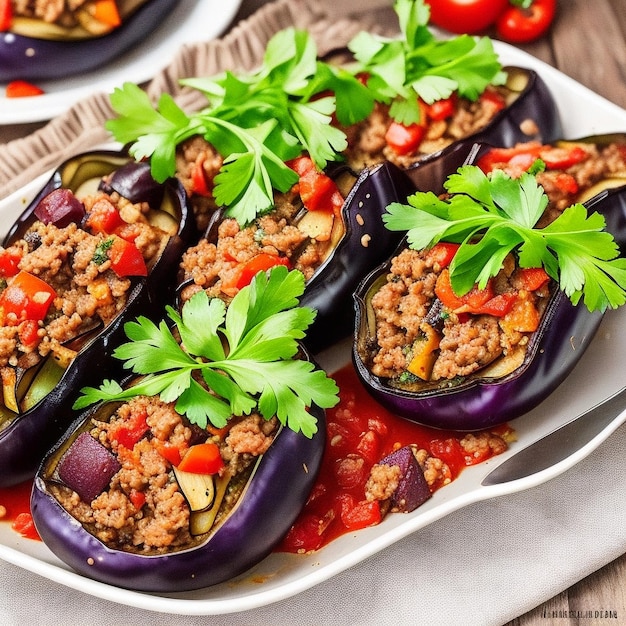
[0,150,192,486]
[31,267,334,592]
[0,0,179,81]
[353,145,626,430]
[178,155,416,353]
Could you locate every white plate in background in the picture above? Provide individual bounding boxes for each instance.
[0,0,242,125]
[0,41,625,615]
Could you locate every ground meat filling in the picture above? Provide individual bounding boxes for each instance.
[50,396,278,554]
[485,141,626,226]
[368,247,550,387]
[0,190,169,370]
[342,85,512,171]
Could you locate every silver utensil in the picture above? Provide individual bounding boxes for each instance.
[482,386,626,486]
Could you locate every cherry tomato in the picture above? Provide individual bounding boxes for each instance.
[496,0,556,43]
[425,0,508,34]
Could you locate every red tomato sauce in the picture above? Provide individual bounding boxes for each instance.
[0,480,40,540]
[277,364,512,554]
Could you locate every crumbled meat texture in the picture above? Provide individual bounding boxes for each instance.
[368,246,549,383]
[0,190,169,368]
[365,463,401,502]
[460,432,508,459]
[50,397,277,554]
[342,86,512,171]
[12,0,96,26]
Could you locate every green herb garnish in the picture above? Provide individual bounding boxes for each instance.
[105,28,372,226]
[74,266,339,437]
[348,0,505,125]
[93,237,114,265]
[384,162,626,312]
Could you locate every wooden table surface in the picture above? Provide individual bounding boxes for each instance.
[1,1,625,623]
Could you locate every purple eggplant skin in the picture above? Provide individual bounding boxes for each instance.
[0,0,180,82]
[301,162,417,352]
[401,67,562,194]
[352,143,626,431]
[0,150,194,488]
[31,387,326,592]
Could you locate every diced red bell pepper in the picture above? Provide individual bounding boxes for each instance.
[0,0,12,31]
[222,253,291,295]
[289,156,344,214]
[190,154,212,197]
[471,292,518,317]
[434,269,495,313]
[517,267,550,291]
[553,173,579,195]
[178,442,224,475]
[108,237,147,277]
[477,143,543,173]
[85,201,125,234]
[18,319,40,348]
[355,430,381,465]
[129,489,146,511]
[427,95,457,121]
[109,409,149,449]
[429,438,465,479]
[425,242,460,269]
[0,270,56,324]
[385,121,426,156]
[153,440,183,467]
[479,88,507,113]
[0,248,22,277]
[5,80,44,98]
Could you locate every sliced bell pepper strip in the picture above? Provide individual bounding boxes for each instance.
[0,0,11,33]
[221,253,291,296]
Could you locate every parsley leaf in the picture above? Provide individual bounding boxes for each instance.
[348,0,505,124]
[74,266,339,436]
[384,163,626,312]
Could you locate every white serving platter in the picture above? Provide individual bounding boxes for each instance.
[0,40,625,615]
[0,0,243,124]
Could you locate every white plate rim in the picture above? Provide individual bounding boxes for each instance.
[0,40,625,616]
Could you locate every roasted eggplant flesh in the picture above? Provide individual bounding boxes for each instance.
[0,0,180,81]
[0,150,191,487]
[32,387,325,592]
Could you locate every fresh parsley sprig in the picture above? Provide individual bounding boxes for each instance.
[348,0,506,125]
[74,266,339,437]
[105,28,372,226]
[384,163,626,312]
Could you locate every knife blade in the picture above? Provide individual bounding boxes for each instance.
[481,385,626,486]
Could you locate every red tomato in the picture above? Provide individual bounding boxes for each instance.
[12,512,40,540]
[540,146,587,170]
[425,0,508,34]
[337,494,382,531]
[129,489,146,511]
[234,253,291,291]
[288,156,344,214]
[5,80,44,98]
[427,95,457,121]
[425,242,460,269]
[0,249,22,277]
[496,0,556,43]
[85,201,125,234]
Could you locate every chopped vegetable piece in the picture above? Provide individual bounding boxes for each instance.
[92,0,122,27]
[0,0,12,31]
[385,122,426,156]
[407,323,441,380]
[57,432,121,502]
[172,466,216,511]
[177,442,224,475]
[0,249,22,277]
[107,237,148,277]
[85,201,125,234]
[34,188,85,227]
[0,271,56,324]
[378,445,431,512]
[5,80,44,98]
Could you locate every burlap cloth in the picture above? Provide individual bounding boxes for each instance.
[0,0,394,200]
